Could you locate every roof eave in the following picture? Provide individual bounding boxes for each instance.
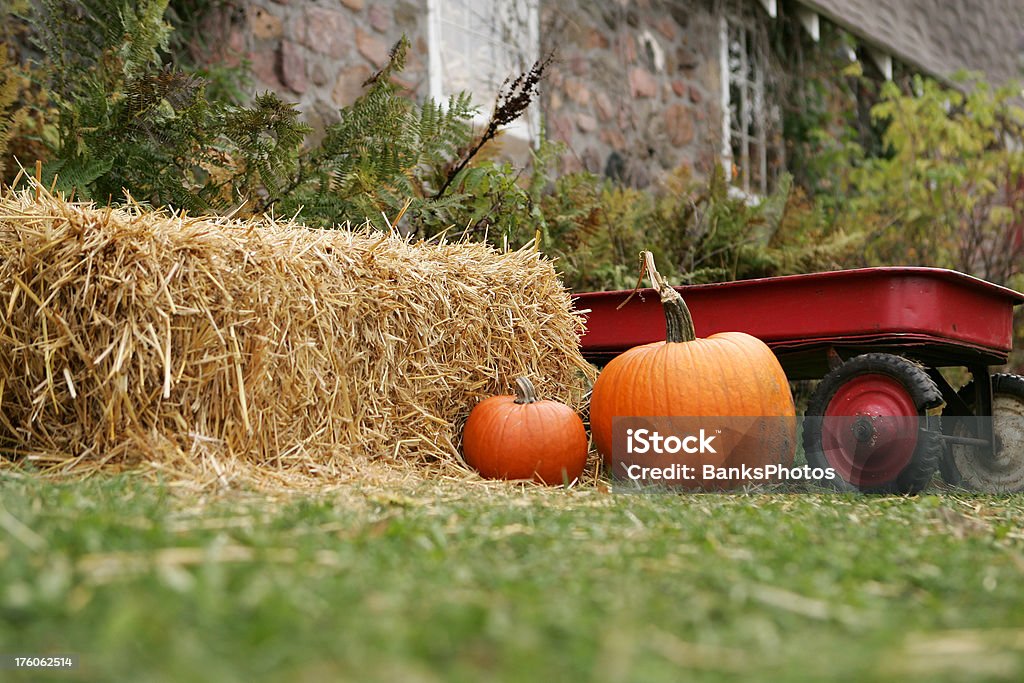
[794,0,961,89]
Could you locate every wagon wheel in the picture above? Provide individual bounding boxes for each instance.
[941,374,1024,493]
[803,353,944,494]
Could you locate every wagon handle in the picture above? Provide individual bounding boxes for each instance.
[615,253,650,311]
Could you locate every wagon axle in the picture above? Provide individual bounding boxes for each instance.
[852,417,876,444]
[934,432,992,448]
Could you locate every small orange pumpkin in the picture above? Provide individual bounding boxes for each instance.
[589,252,796,488]
[463,377,588,485]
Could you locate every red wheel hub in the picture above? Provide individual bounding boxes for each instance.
[822,374,920,486]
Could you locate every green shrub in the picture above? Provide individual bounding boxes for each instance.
[546,164,862,292]
[11,3,545,238]
[832,75,1024,292]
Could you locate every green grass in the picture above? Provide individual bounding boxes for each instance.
[3,471,1024,682]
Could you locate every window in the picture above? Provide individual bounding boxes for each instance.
[719,7,783,196]
[427,0,540,143]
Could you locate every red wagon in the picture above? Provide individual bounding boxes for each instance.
[573,267,1024,494]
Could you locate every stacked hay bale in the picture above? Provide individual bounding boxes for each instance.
[0,190,594,483]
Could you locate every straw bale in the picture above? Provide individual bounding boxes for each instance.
[0,189,595,484]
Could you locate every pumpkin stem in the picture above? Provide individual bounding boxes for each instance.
[642,251,696,343]
[513,377,539,404]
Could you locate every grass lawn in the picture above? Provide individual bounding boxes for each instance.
[3,470,1024,682]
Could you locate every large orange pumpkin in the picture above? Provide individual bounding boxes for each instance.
[589,252,796,489]
[463,377,588,485]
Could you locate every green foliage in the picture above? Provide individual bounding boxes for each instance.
[428,160,536,241]
[543,164,861,292]
[272,38,552,238]
[0,46,25,178]
[274,37,480,230]
[839,75,1024,289]
[13,10,520,232]
[17,0,312,211]
[529,140,605,275]
[774,19,858,196]
[222,92,310,205]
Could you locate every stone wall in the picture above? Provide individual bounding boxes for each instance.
[212,0,725,186]
[540,0,724,186]
[202,0,429,139]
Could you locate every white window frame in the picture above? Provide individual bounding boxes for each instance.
[719,8,780,197]
[426,0,540,144]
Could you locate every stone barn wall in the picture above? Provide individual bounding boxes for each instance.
[200,0,430,140]
[540,0,724,186]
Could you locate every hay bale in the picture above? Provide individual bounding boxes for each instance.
[0,189,594,483]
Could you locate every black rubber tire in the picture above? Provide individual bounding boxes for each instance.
[803,353,944,494]
[940,373,1024,492]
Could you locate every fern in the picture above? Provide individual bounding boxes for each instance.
[221,92,311,203]
[277,37,481,231]
[40,156,113,198]
[29,0,128,98]
[18,7,546,244]
[0,45,25,178]
[118,0,172,78]
[21,0,315,213]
